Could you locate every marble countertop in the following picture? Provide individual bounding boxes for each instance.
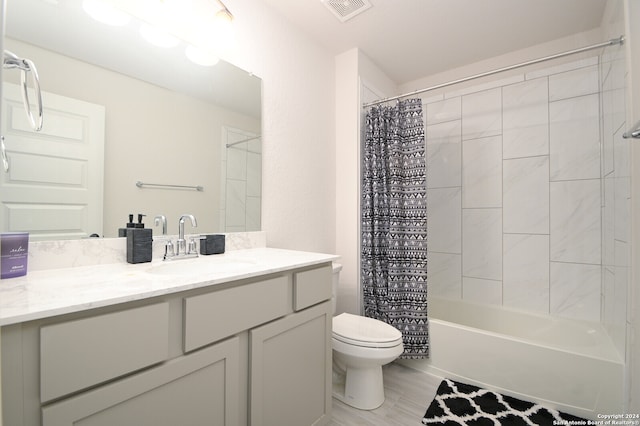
[0,248,339,326]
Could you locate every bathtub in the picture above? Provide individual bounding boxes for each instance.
[401,297,625,419]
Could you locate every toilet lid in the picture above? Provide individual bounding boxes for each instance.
[332,313,403,348]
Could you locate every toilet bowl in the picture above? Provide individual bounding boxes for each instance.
[331,264,404,410]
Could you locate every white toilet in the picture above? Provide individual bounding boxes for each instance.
[331,263,404,410]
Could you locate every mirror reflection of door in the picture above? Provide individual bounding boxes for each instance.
[3,0,262,239]
[0,82,105,240]
[221,126,261,232]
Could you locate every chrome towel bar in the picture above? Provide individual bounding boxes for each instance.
[136,181,204,191]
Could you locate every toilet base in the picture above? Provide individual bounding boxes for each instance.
[331,313,404,410]
[332,364,385,410]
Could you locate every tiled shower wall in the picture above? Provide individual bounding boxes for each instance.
[220,127,262,232]
[601,43,629,355]
[425,52,629,339]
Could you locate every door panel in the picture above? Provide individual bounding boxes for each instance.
[1,83,105,239]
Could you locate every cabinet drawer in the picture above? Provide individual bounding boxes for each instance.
[293,264,332,311]
[42,337,240,426]
[184,275,291,352]
[40,303,170,403]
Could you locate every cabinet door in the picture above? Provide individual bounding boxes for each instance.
[42,337,240,426]
[250,302,332,426]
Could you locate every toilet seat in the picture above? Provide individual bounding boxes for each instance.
[332,313,403,348]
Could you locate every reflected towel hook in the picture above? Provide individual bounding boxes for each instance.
[3,50,44,131]
[1,136,9,172]
[623,120,640,139]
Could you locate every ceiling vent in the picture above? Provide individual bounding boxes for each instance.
[321,0,372,22]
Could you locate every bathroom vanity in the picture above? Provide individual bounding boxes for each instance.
[0,247,338,426]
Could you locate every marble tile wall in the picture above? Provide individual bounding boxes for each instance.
[600,42,629,356]
[425,53,629,326]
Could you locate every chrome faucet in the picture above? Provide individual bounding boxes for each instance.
[154,215,167,235]
[176,214,198,257]
[159,214,200,261]
[154,215,175,259]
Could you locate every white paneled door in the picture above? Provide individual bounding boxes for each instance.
[1,83,105,240]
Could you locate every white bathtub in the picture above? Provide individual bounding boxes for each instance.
[401,297,625,419]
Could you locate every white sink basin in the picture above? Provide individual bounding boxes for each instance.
[147,256,255,277]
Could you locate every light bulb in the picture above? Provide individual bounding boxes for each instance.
[215,8,233,24]
[214,8,234,41]
[191,9,235,55]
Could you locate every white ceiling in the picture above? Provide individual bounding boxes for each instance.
[260,0,608,84]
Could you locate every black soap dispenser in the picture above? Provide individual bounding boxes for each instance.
[118,214,137,237]
[126,214,153,264]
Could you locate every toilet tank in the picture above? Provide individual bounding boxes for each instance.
[332,262,342,315]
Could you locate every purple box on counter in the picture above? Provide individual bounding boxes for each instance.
[1,232,29,279]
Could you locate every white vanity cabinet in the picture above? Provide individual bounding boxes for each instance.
[1,261,333,426]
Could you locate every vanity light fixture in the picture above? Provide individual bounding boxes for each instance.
[83,0,234,66]
[211,0,235,43]
[82,0,131,26]
[214,0,234,23]
[184,0,234,67]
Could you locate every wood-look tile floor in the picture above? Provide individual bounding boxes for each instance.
[328,362,442,426]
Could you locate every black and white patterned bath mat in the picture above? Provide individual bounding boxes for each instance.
[423,378,588,425]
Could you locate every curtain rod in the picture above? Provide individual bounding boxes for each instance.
[363,36,625,108]
[226,135,261,148]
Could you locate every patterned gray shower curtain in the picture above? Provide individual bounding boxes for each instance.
[362,98,428,359]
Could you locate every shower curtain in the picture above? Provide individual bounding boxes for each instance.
[362,98,429,358]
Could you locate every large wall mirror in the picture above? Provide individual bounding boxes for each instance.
[1,0,262,240]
